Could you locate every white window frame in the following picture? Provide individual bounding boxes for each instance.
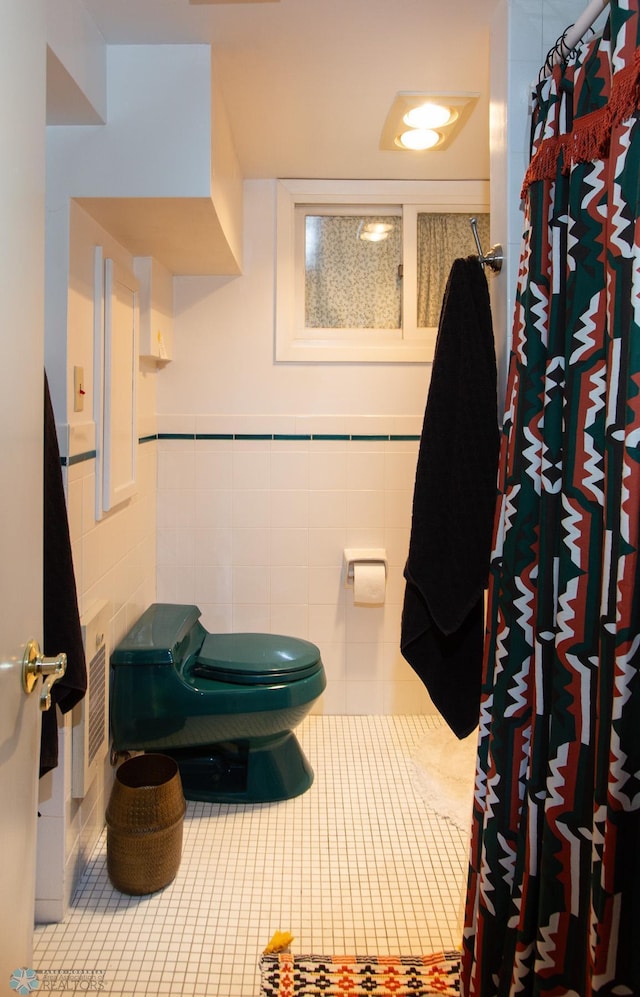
[275,179,490,364]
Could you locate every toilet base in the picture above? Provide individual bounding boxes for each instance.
[163,731,314,803]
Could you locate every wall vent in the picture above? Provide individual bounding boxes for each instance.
[72,600,110,799]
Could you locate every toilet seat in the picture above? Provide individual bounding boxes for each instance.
[194,633,322,685]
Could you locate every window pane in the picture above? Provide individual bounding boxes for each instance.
[305,214,402,329]
[417,212,489,327]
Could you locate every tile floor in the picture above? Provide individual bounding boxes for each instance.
[33,716,470,996]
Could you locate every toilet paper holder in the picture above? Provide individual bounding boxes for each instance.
[343,548,388,585]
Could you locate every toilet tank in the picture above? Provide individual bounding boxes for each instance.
[110,603,206,750]
[111,603,203,665]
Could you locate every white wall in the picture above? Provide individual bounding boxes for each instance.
[36,203,158,922]
[46,0,106,123]
[47,46,213,199]
[162,183,433,420]
[157,180,435,715]
[156,0,592,713]
[490,0,589,409]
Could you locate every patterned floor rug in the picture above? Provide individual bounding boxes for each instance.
[259,951,461,995]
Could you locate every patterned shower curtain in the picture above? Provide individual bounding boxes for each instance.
[461,2,640,993]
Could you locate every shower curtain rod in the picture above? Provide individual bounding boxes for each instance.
[549,0,610,69]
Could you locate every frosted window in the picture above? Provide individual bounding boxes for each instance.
[304,214,402,329]
[417,212,490,328]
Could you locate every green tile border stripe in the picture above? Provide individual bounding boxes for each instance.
[310,433,350,441]
[156,432,420,442]
[60,431,420,466]
[61,450,97,467]
[351,434,389,441]
[234,433,273,440]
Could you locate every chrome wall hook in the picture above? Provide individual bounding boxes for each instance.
[469,216,503,274]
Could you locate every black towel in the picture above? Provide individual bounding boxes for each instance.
[40,372,87,777]
[401,257,499,738]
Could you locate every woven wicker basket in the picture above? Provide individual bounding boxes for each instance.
[106,753,186,896]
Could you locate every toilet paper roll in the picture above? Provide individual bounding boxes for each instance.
[353,562,386,605]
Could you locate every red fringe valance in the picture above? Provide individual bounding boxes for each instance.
[521,46,640,198]
[561,105,611,175]
[608,46,640,125]
[520,136,564,195]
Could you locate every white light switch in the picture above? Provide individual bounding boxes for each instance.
[73,366,85,412]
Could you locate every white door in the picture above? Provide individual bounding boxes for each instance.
[0,0,47,982]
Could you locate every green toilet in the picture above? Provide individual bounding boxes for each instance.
[110,603,326,803]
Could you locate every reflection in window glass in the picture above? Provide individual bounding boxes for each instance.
[417,212,489,328]
[304,215,402,329]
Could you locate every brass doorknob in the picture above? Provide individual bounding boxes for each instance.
[22,640,67,711]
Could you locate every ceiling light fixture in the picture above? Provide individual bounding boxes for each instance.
[380,91,479,153]
[403,103,454,130]
[397,128,441,151]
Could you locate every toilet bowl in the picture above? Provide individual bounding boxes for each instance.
[110,603,326,803]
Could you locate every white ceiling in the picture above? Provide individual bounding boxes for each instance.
[81,0,498,182]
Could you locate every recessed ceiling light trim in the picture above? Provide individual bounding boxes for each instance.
[380,91,479,152]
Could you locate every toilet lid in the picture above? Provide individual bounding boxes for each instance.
[195,633,322,684]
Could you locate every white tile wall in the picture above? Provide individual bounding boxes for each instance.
[157,425,434,716]
[36,433,159,923]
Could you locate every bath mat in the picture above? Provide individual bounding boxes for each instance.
[410,720,477,831]
[259,950,461,995]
